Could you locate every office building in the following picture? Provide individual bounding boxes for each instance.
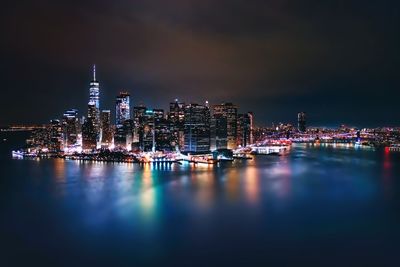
[153,109,171,151]
[168,99,185,150]
[237,112,254,147]
[100,110,112,148]
[82,117,97,151]
[115,92,130,126]
[87,65,100,134]
[184,103,211,153]
[62,109,79,148]
[212,103,238,150]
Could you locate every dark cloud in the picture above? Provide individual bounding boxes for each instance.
[1,0,399,127]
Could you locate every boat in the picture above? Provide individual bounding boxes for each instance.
[266,152,280,156]
[216,155,234,162]
[233,154,253,160]
[12,150,24,157]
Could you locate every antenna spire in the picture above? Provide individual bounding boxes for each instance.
[93,64,96,81]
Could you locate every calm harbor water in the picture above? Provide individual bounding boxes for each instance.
[1,132,399,266]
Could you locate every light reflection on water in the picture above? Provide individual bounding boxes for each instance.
[46,145,400,227]
[3,144,400,266]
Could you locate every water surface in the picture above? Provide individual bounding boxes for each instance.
[1,133,399,266]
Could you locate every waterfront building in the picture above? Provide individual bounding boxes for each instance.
[114,119,134,151]
[168,99,185,150]
[49,119,63,152]
[26,127,51,150]
[154,109,172,151]
[82,117,97,151]
[141,110,155,152]
[62,109,79,148]
[184,103,211,153]
[114,92,132,150]
[298,112,306,133]
[132,106,157,152]
[132,105,147,150]
[212,103,238,150]
[100,110,112,148]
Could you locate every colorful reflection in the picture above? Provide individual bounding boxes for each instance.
[53,158,66,182]
[244,166,260,204]
[226,168,240,201]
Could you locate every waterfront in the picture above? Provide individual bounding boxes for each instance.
[1,132,400,266]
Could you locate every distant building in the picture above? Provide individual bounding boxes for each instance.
[184,103,211,153]
[298,112,306,133]
[62,109,79,148]
[100,110,112,148]
[212,103,238,150]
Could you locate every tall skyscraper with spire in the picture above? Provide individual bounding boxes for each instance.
[89,65,100,110]
[86,65,101,145]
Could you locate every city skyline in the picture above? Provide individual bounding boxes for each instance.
[1,1,399,127]
[0,64,396,129]
[21,66,255,154]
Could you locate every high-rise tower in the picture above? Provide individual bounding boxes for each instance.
[89,65,100,110]
[115,92,130,126]
[212,103,238,150]
[87,65,100,134]
[114,92,132,150]
[184,103,211,153]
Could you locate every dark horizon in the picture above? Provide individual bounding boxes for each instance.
[1,0,399,127]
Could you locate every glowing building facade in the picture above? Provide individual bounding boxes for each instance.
[115,92,130,126]
[212,103,238,150]
[88,65,100,133]
[62,109,79,148]
[184,103,211,153]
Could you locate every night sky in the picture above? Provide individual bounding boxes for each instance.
[1,0,399,127]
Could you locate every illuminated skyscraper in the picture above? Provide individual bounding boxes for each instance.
[62,109,79,148]
[132,105,147,149]
[154,109,171,151]
[49,119,63,152]
[168,99,185,150]
[115,92,130,126]
[89,65,100,110]
[212,103,238,150]
[87,65,101,137]
[114,92,131,150]
[184,103,211,153]
[298,112,306,133]
[141,109,155,152]
[211,114,227,150]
